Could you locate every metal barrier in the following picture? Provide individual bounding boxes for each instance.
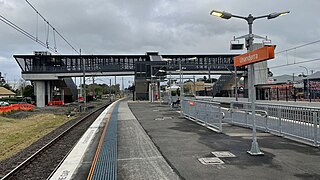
[181,98,224,132]
[229,101,320,146]
[167,96,319,146]
[163,95,179,105]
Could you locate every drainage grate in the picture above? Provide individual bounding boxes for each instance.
[91,102,119,180]
[198,157,224,165]
[212,151,236,158]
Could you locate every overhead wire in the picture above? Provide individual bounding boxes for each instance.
[25,0,80,54]
[0,14,59,53]
[269,38,320,71]
[276,39,320,54]
[269,57,320,69]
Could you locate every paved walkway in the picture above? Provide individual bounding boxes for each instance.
[128,101,320,180]
[117,100,179,180]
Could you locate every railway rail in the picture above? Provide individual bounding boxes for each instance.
[0,103,111,180]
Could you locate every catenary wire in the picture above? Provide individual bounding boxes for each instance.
[276,39,320,54]
[0,14,59,54]
[268,57,320,69]
[25,0,80,54]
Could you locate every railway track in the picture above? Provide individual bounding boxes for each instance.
[1,103,110,180]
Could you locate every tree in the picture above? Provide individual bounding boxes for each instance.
[0,73,18,92]
[176,88,180,96]
[197,76,217,83]
[205,78,217,83]
[23,85,34,97]
[203,76,207,81]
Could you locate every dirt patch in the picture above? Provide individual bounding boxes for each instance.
[1,101,105,119]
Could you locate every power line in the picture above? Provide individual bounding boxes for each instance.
[0,14,59,53]
[25,0,80,54]
[269,57,320,69]
[276,39,320,54]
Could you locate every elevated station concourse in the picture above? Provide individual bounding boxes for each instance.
[14,51,246,107]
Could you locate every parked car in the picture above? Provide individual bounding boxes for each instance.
[0,101,9,106]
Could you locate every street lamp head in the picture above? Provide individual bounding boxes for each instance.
[299,65,309,75]
[267,11,290,19]
[210,9,232,19]
[158,70,165,72]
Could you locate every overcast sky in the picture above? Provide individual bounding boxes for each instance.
[1,0,320,86]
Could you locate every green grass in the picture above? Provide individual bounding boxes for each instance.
[0,114,73,161]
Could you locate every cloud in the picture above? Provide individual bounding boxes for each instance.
[0,56,21,81]
[0,0,320,80]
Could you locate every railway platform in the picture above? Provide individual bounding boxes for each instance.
[50,99,320,180]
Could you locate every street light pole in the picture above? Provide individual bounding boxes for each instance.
[226,65,238,101]
[210,9,289,156]
[179,59,183,116]
[235,66,238,101]
[299,66,310,102]
[169,72,172,104]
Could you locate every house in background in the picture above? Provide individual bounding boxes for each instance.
[0,87,16,98]
[255,74,304,101]
[184,81,214,96]
[303,71,320,101]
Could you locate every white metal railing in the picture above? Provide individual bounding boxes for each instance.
[181,98,224,132]
[229,101,320,146]
[163,96,319,147]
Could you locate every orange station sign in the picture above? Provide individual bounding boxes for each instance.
[234,46,275,67]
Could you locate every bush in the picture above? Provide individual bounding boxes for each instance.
[171,91,177,96]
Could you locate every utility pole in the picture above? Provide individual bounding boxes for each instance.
[109,79,112,102]
[81,49,86,111]
[115,76,117,97]
[122,77,124,97]
[193,75,196,96]
[151,66,153,102]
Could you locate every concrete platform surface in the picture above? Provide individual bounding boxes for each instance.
[117,100,180,180]
[128,102,320,180]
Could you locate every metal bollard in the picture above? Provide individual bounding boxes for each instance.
[230,102,234,124]
[265,107,269,132]
[313,112,318,146]
[205,104,209,127]
[277,107,282,136]
[219,106,223,132]
[246,110,249,127]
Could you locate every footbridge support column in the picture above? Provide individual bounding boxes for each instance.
[34,81,46,107]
